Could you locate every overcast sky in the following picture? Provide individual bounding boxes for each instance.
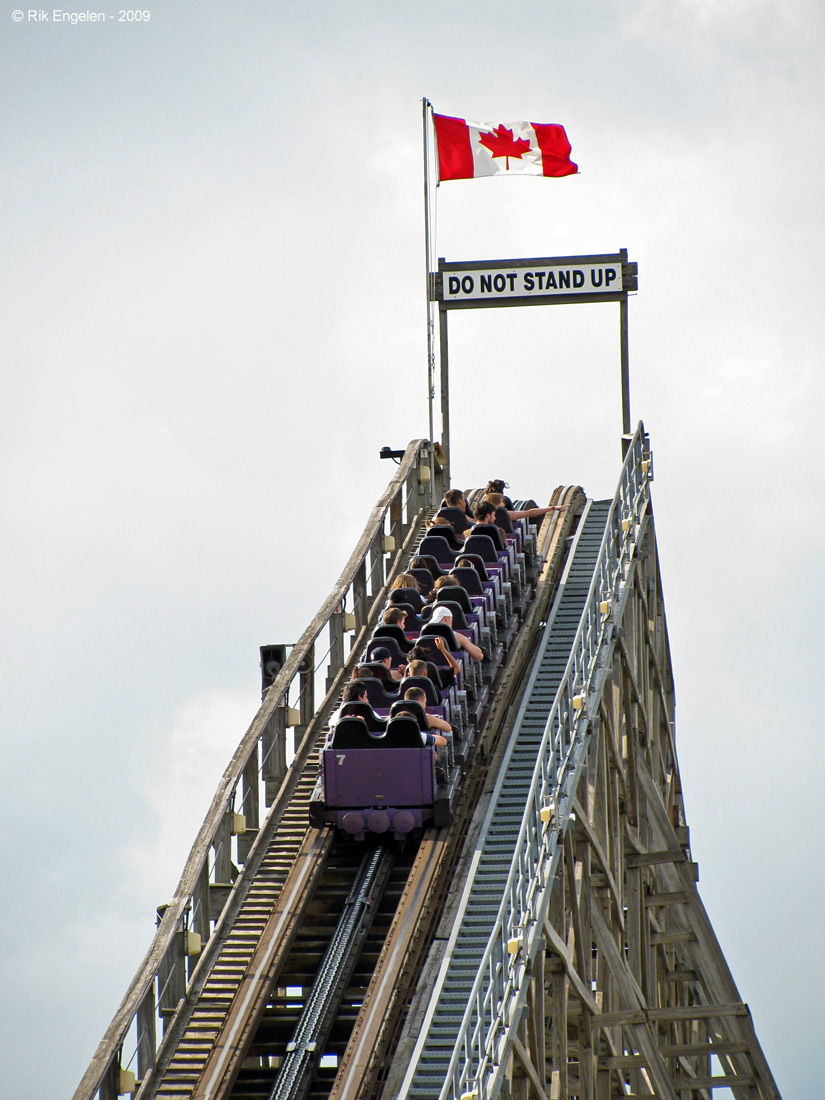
[2,2,822,1097]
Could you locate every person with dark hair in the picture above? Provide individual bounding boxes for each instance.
[352,660,399,692]
[425,574,461,604]
[382,606,408,627]
[484,480,515,510]
[403,686,453,734]
[441,488,474,538]
[408,557,437,591]
[407,640,460,690]
[474,500,498,524]
[328,681,386,731]
[365,646,404,683]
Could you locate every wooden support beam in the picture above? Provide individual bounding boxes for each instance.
[645,891,688,907]
[544,919,600,1015]
[589,902,679,1100]
[571,797,623,931]
[512,1034,550,1100]
[590,1003,750,1028]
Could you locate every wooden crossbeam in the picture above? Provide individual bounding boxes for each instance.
[590,1003,749,1028]
[543,919,600,1015]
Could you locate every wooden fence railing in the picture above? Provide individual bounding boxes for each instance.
[73,438,446,1100]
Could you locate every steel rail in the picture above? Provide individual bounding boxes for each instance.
[73,439,445,1100]
[267,846,395,1100]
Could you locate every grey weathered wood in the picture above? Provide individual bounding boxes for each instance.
[99,1057,119,1100]
[295,642,315,749]
[241,744,259,835]
[192,861,210,947]
[327,607,346,694]
[72,438,433,1100]
[212,809,232,887]
[157,929,186,1025]
[137,984,157,1080]
[261,703,286,806]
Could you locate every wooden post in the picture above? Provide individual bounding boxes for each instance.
[212,808,232,886]
[368,532,384,598]
[438,295,450,462]
[619,249,630,455]
[262,703,287,806]
[157,923,186,1032]
[137,984,157,1081]
[327,607,346,695]
[238,744,259,864]
[353,562,368,644]
[390,487,403,553]
[192,860,211,946]
[99,1055,119,1100]
[296,642,315,748]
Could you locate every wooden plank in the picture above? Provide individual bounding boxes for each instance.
[544,919,600,1015]
[591,1003,749,1028]
[512,1034,550,1100]
[190,827,334,1100]
[644,891,687,907]
[675,1074,755,1091]
[571,796,623,930]
[626,849,685,868]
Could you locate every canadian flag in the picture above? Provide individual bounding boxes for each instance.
[433,113,577,181]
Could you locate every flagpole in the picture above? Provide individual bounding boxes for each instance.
[422,98,436,455]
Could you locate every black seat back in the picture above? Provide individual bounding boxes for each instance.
[451,566,485,595]
[494,506,514,534]
[408,567,435,595]
[469,523,506,551]
[371,624,412,654]
[389,588,426,612]
[436,506,473,536]
[383,715,425,748]
[434,585,473,615]
[389,698,429,731]
[425,523,463,550]
[464,534,500,564]
[332,717,383,749]
[397,675,442,705]
[418,537,457,566]
[353,676,399,709]
[366,637,406,667]
[421,622,460,650]
[338,701,387,733]
[456,554,491,581]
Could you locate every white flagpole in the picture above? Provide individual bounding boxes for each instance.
[422,97,436,448]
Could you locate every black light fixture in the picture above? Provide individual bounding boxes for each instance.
[379,446,405,463]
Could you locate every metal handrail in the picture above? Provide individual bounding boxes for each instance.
[73,438,445,1100]
[441,424,652,1100]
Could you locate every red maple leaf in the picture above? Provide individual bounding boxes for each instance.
[478,125,532,169]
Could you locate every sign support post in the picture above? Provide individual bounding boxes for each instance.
[438,303,450,458]
[429,251,638,463]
